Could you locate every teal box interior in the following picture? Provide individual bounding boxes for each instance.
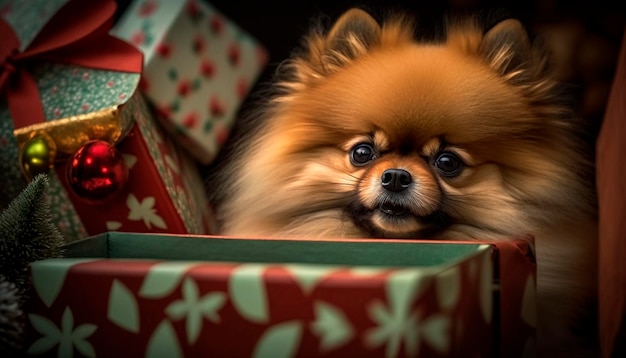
[61,231,487,267]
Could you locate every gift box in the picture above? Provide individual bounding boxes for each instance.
[0,0,213,241]
[111,0,269,165]
[52,94,214,239]
[597,26,626,358]
[24,232,536,357]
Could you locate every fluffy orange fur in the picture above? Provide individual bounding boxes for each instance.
[210,8,598,356]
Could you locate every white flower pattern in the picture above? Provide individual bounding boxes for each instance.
[165,277,227,345]
[126,193,167,229]
[366,300,420,358]
[28,307,97,357]
[365,270,424,358]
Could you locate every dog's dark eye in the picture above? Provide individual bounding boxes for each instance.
[350,143,376,166]
[434,152,463,177]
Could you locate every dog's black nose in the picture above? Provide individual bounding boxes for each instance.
[381,168,412,192]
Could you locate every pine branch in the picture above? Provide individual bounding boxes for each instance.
[0,174,65,294]
[0,277,23,357]
[0,174,66,356]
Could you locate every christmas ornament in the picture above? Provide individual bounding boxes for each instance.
[19,134,57,181]
[67,140,128,204]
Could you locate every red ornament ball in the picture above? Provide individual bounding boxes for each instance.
[67,140,128,205]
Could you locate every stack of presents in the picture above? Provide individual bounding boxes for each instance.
[0,0,623,357]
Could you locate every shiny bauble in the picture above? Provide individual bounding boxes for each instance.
[67,140,128,205]
[20,134,57,181]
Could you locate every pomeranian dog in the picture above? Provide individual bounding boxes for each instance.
[209,7,598,357]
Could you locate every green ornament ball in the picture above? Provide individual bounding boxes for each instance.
[19,135,57,181]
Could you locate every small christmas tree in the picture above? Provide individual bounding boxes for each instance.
[0,174,65,356]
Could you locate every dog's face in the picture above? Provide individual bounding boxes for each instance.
[217,9,593,240]
[269,49,547,239]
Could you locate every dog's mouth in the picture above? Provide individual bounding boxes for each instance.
[379,202,409,216]
[349,197,448,238]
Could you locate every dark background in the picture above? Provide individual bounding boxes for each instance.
[114,0,625,84]
[115,0,625,166]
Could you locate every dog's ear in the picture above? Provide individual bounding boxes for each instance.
[284,8,414,86]
[297,8,382,79]
[324,8,381,60]
[478,19,535,83]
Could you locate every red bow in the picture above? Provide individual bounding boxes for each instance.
[0,0,143,129]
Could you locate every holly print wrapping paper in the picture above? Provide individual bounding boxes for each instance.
[111,0,269,164]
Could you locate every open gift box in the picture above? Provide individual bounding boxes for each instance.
[24,232,536,357]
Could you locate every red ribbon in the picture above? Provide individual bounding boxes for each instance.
[0,0,143,129]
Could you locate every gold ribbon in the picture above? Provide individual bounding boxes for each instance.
[13,91,138,161]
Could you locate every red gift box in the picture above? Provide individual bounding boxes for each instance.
[597,26,626,358]
[53,94,214,237]
[24,233,535,357]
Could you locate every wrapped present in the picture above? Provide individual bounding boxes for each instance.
[111,0,269,164]
[0,0,141,207]
[24,233,536,357]
[53,95,214,238]
[0,0,213,241]
[597,27,626,357]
